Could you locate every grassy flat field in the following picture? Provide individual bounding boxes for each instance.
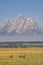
[0,48,43,65]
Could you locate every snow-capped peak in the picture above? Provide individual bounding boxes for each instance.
[0,19,10,33]
[27,17,32,20]
[17,14,24,18]
[3,19,10,26]
[0,14,43,35]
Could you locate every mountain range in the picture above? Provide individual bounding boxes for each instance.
[0,14,43,41]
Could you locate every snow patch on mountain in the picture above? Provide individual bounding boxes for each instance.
[0,14,43,35]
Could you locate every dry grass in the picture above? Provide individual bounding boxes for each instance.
[0,48,43,56]
[0,48,43,65]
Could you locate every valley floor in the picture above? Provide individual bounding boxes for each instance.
[0,48,43,65]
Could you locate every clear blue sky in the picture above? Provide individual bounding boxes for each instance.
[0,0,43,27]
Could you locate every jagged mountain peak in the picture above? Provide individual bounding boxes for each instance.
[24,17,38,30]
[18,13,24,18]
[26,17,36,24]
[3,19,10,25]
[0,14,43,35]
[27,17,32,20]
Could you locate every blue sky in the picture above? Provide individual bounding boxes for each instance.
[0,0,43,27]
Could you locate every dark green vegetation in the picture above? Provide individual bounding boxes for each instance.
[0,41,43,48]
